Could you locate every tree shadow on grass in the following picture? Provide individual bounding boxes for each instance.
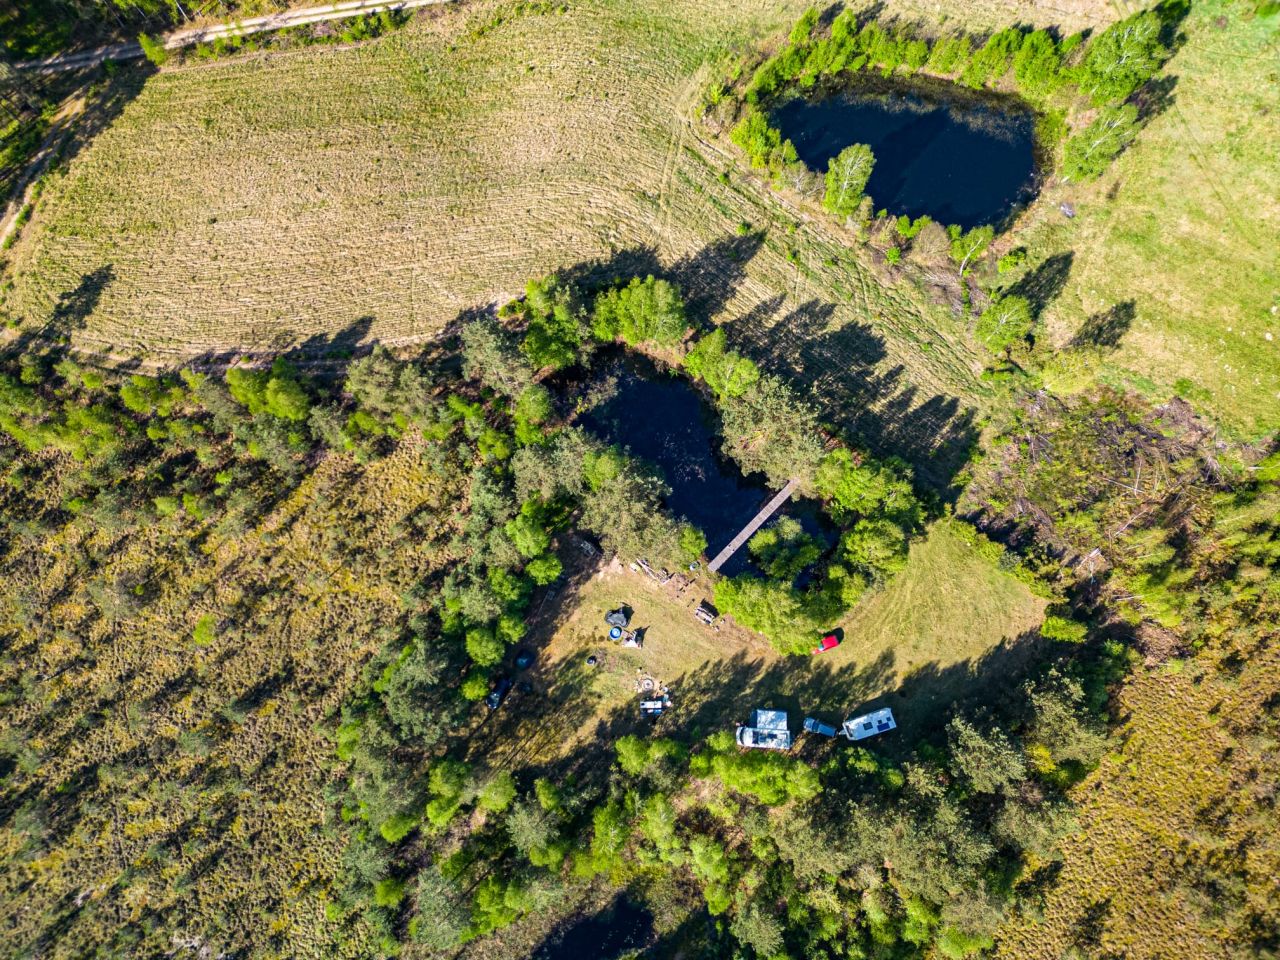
[551,232,767,331]
[722,296,979,497]
[1008,251,1073,321]
[286,315,374,365]
[0,263,120,356]
[1070,300,1135,350]
[668,231,766,326]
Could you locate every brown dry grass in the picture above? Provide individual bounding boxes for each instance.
[0,0,1120,430]
[996,634,1280,959]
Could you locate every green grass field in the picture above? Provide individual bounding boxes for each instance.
[1025,0,1279,436]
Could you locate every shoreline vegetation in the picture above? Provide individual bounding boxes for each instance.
[705,3,1182,362]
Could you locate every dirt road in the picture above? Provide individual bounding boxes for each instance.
[15,0,456,73]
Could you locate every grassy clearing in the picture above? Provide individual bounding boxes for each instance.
[478,518,1046,772]
[1023,0,1280,435]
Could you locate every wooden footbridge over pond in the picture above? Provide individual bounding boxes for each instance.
[707,478,800,573]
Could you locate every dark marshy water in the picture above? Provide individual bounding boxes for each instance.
[530,895,655,959]
[575,355,832,578]
[772,77,1038,229]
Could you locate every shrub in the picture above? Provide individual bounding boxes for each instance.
[524,553,562,585]
[1078,10,1168,104]
[1011,29,1062,100]
[713,575,836,655]
[974,295,1034,354]
[379,813,419,844]
[698,735,822,805]
[461,672,491,701]
[477,772,517,813]
[678,524,707,561]
[591,276,687,347]
[683,329,760,400]
[373,877,406,908]
[841,518,911,576]
[465,627,503,666]
[192,614,216,647]
[138,32,168,66]
[1040,614,1088,643]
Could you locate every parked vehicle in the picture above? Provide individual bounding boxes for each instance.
[803,716,837,737]
[514,649,534,670]
[485,676,513,711]
[812,634,841,654]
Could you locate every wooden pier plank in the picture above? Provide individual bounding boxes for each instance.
[707,478,800,573]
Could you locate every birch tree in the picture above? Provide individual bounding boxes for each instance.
[1079,10,1168,104]
[1062,103,1140,181]
[948,224,995,275]
[823,143,875,218]
[974,294,1033,354]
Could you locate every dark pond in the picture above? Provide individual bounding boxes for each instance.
[530,894,655,959]
[576,355,832,578]
[772,77,1037,229]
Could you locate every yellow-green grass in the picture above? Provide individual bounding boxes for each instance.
[1,0,1118,465]
[996,635,1280,959]
[0,440,453,959]
[1026,0,1280,436]
[475,519,1047,772]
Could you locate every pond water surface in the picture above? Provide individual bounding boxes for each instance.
[772,79,1037,229]
[577,357,771,576]
[530,894,655,959]
[576,356,833,579]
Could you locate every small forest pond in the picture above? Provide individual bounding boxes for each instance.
[530,894,655,959]
[576,355,831,578]
[772,78,1038,229]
